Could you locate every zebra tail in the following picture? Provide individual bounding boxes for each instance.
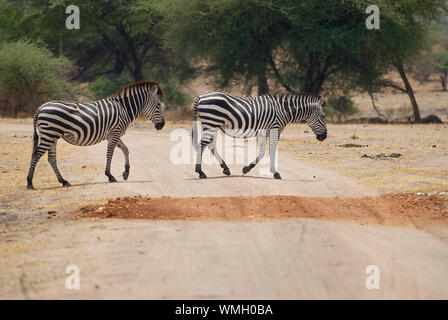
[32,112,39,153]
[192,97,200,152]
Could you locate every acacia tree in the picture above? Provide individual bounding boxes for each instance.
[14,0,167,82]
[354,0,447,122]
[162,0,446,122]
[6,0,193,105]
[264,0,447,124]
[160,0,288,95]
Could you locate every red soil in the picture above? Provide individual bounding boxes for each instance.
[76,194,448,228]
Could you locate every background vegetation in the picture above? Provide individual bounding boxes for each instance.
[0,0,447,121]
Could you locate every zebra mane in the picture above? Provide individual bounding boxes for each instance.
[274,92,325,109]
[111,80,164,97]
[274,92,322,100]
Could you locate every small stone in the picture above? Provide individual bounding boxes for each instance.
[389,153,401,158]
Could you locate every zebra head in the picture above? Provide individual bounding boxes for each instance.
[143,84,165,130]
[306,97,327,141]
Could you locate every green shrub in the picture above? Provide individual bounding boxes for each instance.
[160,79,191,110]
[0,40,79,117]
[89,73,191,109]
[326,96,359,123]
[433,51,448,91]
[88,74,133,99]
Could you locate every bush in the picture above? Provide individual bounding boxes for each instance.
[433,51,448,91]
[326,96,359,123]
[89,73,191,109]
[0,40,79,117]
[88,74,133,99]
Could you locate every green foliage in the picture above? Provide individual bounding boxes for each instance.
[6,0,193,108]
[434,51,448,71]
[1,0,447,115]
[433,50,448,90]
[0,0,25,43]
[88,74,133,99]
[0,40,79,117]
[410,54,437,84]
[159,79,191,109]
[88,71,190,108]
[326,96,359,123]
[161,0,447,97]
[161,0,286,93]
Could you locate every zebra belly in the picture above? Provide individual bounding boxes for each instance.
[61,133,106,146]
[220,126,266,139]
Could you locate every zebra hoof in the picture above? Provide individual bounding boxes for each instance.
[62,181,71,187]
[122,171,129,181]
[223,168,231,176]
[109,176,117,183]
[26,184,35,190]
[199,173,207,179]
[274,172,282,180]
[242,166,251,175]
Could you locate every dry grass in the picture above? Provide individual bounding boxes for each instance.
[280,123,448,193]
[0,120,105,212]
[180,73,448,123]
[352,73,448,122]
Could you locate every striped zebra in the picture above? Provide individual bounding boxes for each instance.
[192,91,327,179]
[26,80,165,190]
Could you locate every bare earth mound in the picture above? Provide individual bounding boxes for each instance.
[77,194,448,228]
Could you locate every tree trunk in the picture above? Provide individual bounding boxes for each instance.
[257,73,269,95]
[395,62,421,122]
[132,62,143,82]
[441,71,447,91]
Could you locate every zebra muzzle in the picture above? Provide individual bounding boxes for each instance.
[316,131,327,141]
[155,119,165,130]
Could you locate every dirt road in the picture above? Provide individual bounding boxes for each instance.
[1,121,447,299]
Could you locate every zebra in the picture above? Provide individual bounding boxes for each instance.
[26,80,165,190]
[192,91,327,179]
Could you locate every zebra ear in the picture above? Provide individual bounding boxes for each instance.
[319,98,326,108]
[150,85,159,96]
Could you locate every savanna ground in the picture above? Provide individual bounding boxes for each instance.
[0,80,448,299]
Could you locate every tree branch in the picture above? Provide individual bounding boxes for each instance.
[267,55,296,93]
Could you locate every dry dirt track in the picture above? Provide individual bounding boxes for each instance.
[1,122,448,299]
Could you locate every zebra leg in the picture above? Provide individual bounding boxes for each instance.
[26,143,52,190]
[48,143,71,187]
[208,137,230,176]
[117,139,130,181]
[243,134,267,175]
[105,136,119,182]
[195,128,216,179]
[269,128,281,179]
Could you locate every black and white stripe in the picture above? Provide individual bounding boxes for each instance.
[26,81,165,189]
[192,92,327,179]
